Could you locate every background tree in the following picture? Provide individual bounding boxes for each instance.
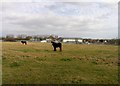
[4,34,16,42]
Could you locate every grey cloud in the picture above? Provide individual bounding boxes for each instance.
[1,2,118,38]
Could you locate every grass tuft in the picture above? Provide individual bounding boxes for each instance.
[10,61,20,67]
[60,58,72,61]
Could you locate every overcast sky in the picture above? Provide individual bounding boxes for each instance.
[1,0,119,39]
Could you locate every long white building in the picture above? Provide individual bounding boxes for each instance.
[63,38,83,43]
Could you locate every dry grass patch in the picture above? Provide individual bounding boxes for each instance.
[2,42,118,84]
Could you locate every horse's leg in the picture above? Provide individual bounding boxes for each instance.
[54,47,56,51]
[59,46,62,52]
[25,42,27,45]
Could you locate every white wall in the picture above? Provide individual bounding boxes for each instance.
[63,39,75,42]
[63,39,83,42]
[78,39,83,42]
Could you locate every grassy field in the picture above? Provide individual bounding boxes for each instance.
[2,42,118,84]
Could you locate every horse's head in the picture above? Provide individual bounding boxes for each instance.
[51,41,54,44]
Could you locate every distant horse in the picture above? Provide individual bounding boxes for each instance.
[51,41,62,51]
[21,41,27,45]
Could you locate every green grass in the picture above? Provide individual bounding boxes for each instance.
[2,42,118,84]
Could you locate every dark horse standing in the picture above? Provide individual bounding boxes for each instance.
[51,41,62,51]
[21,41,27,45]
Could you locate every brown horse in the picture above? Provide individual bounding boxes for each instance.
[51,41,62,51]
[21,41,27,45]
